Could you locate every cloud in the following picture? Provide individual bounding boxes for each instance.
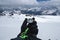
[36,0,50,2]
[0,0,60,6]
[0,0,38,5]
[36,0,60,6]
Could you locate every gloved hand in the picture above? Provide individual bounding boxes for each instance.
[32,17,35,20]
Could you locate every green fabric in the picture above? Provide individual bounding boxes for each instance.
[20,28,29,39]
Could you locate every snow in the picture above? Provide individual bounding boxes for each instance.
[0,14,60,40]
[35,15,60,23]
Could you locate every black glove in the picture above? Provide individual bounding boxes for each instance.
[32,17,35,20]
[24,18,27,23]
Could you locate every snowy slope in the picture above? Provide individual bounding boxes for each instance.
[0,14,60,40]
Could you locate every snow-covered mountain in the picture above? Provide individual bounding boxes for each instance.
[23,6,59,15]
[0,6,60,16]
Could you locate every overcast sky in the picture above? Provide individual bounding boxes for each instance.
[0,0,60,6]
